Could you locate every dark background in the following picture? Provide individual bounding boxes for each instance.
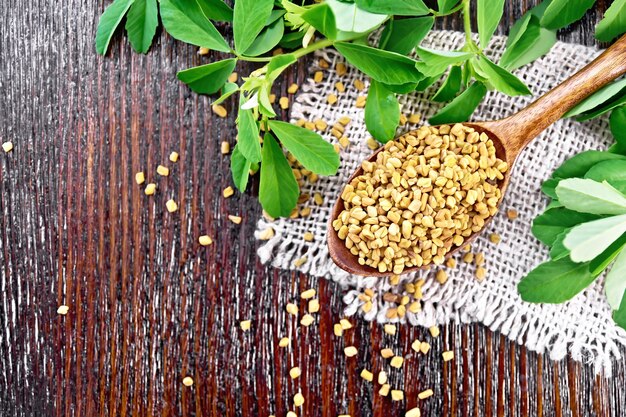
[0,0,624,416]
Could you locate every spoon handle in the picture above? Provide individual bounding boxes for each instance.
[489,34,626,158]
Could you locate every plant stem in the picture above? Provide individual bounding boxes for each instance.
[233,52,273,62]
[462,0,472,45]
[429,1,465,17]
[293,38,334,59]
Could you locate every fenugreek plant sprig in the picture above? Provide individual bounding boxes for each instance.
[95,0,620,218]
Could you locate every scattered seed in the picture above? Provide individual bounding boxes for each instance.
[288,83,299,94]
[289,367,301,379]
[474,252,485,266]
[408,301,421,313]
[489,233,501,244]
[442,350,455,361]
[319,58,329,68]
[269,94,276,104]
[294,392,304,407]
[308,298,320,313]
[279,337,290,348]
[199,235,213,246]
[227,72,238,83]
[429,326,440,338]
[336,62,347,76]
[228,215,242,224]
[338,116,351,126]
[354,79,365,91]
[338,414,351,417]
[391,390,404,401]
[476,266,487,281]
[446,258,456,268]
[340,319,352,330]
[258,227,275,240]
[411,339,421,352]
[223,186,234,198]
[355,96,367,108]
[135,172,145,185]
[221,141,230,154]
[366,137,378,150]
[335,81,346,92]
[212,104,227,118]
[314,71,323,83]
[240,320,251,331]
[286,412,297,417]
[300,314,314,327]
[420,342,431,354]
[383,324,396,335]
[506,209,518,220]
[360,369,373,382]
[57,305,69,315]
[286,303,298,316]
[314,118,328,131]
[144,183,156,195]
[436,270,448,284]
[344,346,358,357]
[418,389,434,400]
[166,199,178,213]
[381,348,394,359]
[293,256,308,267]
[279,97,289,110]
[182,376,194,386]
[406,407,421,417]
[169,151,179,162]
[379,384,390,396]
[390,356,404,368]
[377,371,388,385]
[334,323,343,336]
[198,47,209,55]
[463,252,474,263]
[156,165,169,176]
[399,114,407,126]
[327,94,338,105]
[408,113,421,124]
[303,232,314,242]
[313,193,324,205]
[339,136,350,148]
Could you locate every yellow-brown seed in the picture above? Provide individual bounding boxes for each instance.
[288,83,299,94]
[169,151,179,163]
[300,314,314,326]
[279,337,290,348]
[182,376,194,386]
[476,267,487,281]
[228,72,238,83]
[199,235,213,246]
[144,183,156,195]
[286,303,298,316]
[308,298,320,313]
[489,233,501,244]
[506,209,518,220]
[258,227,275,240]
[198,47,209,55]
[336,62,347,76]
[335,81,345,92]
[420,342,431,354]
[289,367,301,379]
[228,215,242,224]
[442,350,455,361]
[354,79,365,91]
[240,320,251,331]
[166,199,178,213]
[221,141,230,154]
[212,104,227,118]
[391,390,404,401]
[355,96,367,108]
[314,71,323,83]
[390,356,404,368]
[223,186,234,198]
[436,270,448,284]
[418,389,434,400]
[334,323,343,336]
[327,94,338,105]
[57,305,69,315]
[429,325,440,338]
[303,232,314,242]
[380,348,394,358]
[157,165,169,176]
[360,369,373,381]
[344,346,358,357]
[293,256,308,267]
[340,319,353,330]
[384,324,396,335]
[293,392,304,407]
[279,97,289,110]
[406,407,421,417]
[379,384,390,396]
[301,288,316,299]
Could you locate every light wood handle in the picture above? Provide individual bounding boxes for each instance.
[487,34,626,158]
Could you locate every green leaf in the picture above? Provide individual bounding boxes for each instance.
[564,78,626,118]
[231,145,252,192]
[541,178,560,199]
[541,0,596,30]
[610,106,626,150]
[589,232,626,276]
[279,31,305,49]
[379,17,434,55]
[518,257,595,303]
[244,18,284,57]
[237,96,262,163]
[532,207,599,246]
[160,0,230,51]
[365,80,400,143]
[506,12,532,48]
[477,0,505,48]
[334,42,423,85]
[327,0,388,35]
[432,66,463,102]
[606,248,626,309]
[596,0,626,41]
[385,82,419,94]
[125,0,158,53]
[257,84,276,117]
[614,292,626,328]
[577,92,626,121]
[437,0,461,13]
[549,231,570,260]
[95,0,136,55]
[268,121,340,175]
[259,133,300,218]
[302,4,337,40]
[198,0,233,22]
[471,56,532,96]
[213,82,239,105]
[429,82,487,125]
[414,47,474,77]
[177,58,237,95]
[563,214,626,262]
[414,73,444,91]
[556,178,626,215]
[355,0,429,16]
[585,159,626,193]
[267,54,297,82]
[500,16,557,71]
[552,150,626,179]
[233,0,274,53]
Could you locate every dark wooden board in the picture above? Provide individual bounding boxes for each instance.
[0,0,623,416]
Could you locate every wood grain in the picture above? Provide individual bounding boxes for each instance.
[0,1,624,416]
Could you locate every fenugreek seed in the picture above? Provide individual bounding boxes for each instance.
[308,298,320,313]
[379,384,390,396]
[344,346,358,357]
[286,412,297,417]
[335,81,346,92]
[411,339,421,352]
[228,215,242,224]
[336,62,347,76]
[362,301,372,312]
[381,348,394,358]
[228,72,238,82]
[408,113,421,124]
[390,356,404,368]
[338,415,351,417]
[166,199,178,213]
[436,270,448,284]
[221,141,230,154]
[258,227,275,240]
[446,258,456,268]
[182,376,194,386]
[279,337,290,348]
[418,389,434,400]
[279,97,289,109]
[406,407,421,417]
[314,193,324,205]
[339,136,350,148]
[286,303,298,316]
[355,96,367,108]
[476,267,487,281]
[319,58,329,68]
[327,94,338,105]
[391,390,404,401]
[354,79,365,91]
[420,342,431,354]
[144,183,156,195]
[334,323,343,336]
[314,71,323,83]
[489,233,501,243]
[442,350,455,361]
[314,118,328,130]
[338,116,351,126]
[408,301,421,313]
[289,367,301,379]
[367,137,378,150]
[384,324,396,335]
[240,320,251,331]
[475,252,485,266]
[198,47,209,55]
[360,369,373,381]
[156,165,169,176]
[300,314,314,326]
[223,186,234,198]
[199,235,213,246]
[293,256,307,267]
[212,104,227,118]
[463,252,474,263]
[507,209,518,220]
[269,94,276,104]
[429,325,440,338]
[288,83,299,94]
[294,392,304,407]
[169,151,179,162]
[57,305,69,315]
[301,288,316,299]
[135,172,145,185]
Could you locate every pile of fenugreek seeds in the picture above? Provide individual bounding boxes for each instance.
[332,123,508,274]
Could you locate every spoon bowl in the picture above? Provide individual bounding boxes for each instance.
[328,35,626,277]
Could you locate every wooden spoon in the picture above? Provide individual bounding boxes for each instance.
[328,34,626,277]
